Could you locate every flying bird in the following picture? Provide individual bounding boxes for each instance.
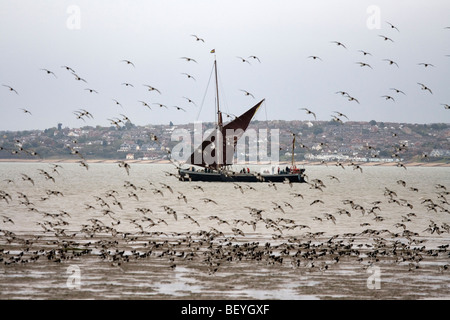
[299,108,317,120]
[118,161,131,175]
[112,99,123,108]
[417,83,433,94]
[330,41,347,49]
[333,111,348,120]
[390,88,406,95]
[121,83,134,87]
[248,55,261,63]
[386,21,399,31]
[138,101,151,109]
[143,85,161,94]
[381,95,396,102]
[181,73,196,80]
[61,65,76,73]
[378,35,394,42]
[347,96,360,104]
[417,63,435,68]
[240,89,255,98]
[335,91,350,96]
[308,56,323,61]
[182,97,197,106]
[236,56,251,64]
[19,108,32,115]
[40,68,57,78]
[383,59,399,67]
[191,34,205,42]
[180,57,197,63]
[358,50,372,56]
[2,85,18,94]
[356,62,373,69]
[121,60,135,67]
[171,106,186,112]
[72,73,87,83]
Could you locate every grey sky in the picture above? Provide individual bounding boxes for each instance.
[1,0,449,131]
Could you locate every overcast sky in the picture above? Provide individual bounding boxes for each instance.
[1,0,449,131]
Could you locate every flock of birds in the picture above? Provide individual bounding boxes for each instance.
[1,33,265,130]
[0,155,449,278]
[301,21,450,123]
[0,24,449,297]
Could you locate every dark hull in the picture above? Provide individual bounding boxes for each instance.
[178,169,306,183]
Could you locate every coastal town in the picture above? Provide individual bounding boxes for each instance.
[0,119,449,165]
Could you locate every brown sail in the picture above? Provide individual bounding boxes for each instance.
[185,99,264,169]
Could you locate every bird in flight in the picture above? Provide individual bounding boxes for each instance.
[61,65,76,73]
[308,56,323,61]
[386,21,399,32]
[121,82,134,87]
[300,108,317,120]
[236,56,251,64]
[333,111,348,120]
[347,95,360,104]
[417,83,433,94]
[181,73,196,80]
[381,95,395,102]
[40,68,57,78]
[441,103,450,110]
[138,101,152,109]
[248,55,261,63]
[390,88,406,95]
[2,84,18,94]
[180,57,197,63]
[85,88,99,94]
[182,97,197,106]
[331,41,347,49]
[358,50,372,56]
[121,60,135,67]
[191,34,205,42]
[112,99,123,108]
[240,89,254,98]
[72,73,87,83]
[335,91,350,96]
[171,106,186,112]
[153,103,168,109]
[417,62,435,68]
[378,35,394,42]
[19,108,32,115]
[356,62,373,69]
[143,84,161,94]
[383,59,399,67]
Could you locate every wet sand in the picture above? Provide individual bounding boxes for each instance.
[1,232,449,300]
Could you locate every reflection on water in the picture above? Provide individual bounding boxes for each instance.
[0,163,449,299]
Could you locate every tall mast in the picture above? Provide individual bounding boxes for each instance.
[291,134,296,168]
[213,56,223,170]
[214,58,222,131]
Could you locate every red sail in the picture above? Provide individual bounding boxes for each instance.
[185,99,264,169]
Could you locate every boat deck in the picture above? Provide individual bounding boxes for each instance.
[178,169,306,183]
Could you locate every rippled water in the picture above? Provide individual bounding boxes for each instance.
[0,162,449,299]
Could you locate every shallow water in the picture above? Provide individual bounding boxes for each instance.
[0,162,449,299]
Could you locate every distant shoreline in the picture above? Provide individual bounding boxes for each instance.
[0,159,449,167]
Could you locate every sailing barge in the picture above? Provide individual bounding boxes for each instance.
[178,56,305,183]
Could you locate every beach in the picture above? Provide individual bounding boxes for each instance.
[0,162,449,299]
